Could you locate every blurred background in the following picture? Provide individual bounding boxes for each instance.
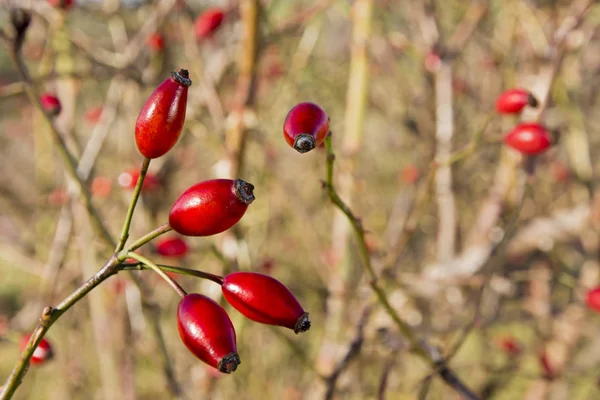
[1,0,600,399]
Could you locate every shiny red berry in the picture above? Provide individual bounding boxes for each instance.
[48,0,74,9]
[118,169,160,191]
[177,293,240,373]
[135,69,191,159]
[586,287,600,312]
[169,179,255,237]
[221,272,310,333]
[40,93,61,116]
[147,33,165,52]
[503,123,551,155]
[283,102,330,153]
[20,334,54,365]
[155,237,189,258]
[195,8,225,40]
[495,88,538,114]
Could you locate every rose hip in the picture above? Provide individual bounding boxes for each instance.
[177,293,240,373]
[503,123,551,155]
[40,93,61,116]
[221,272,310,333]
[169,179,255,237]
[283,102,330,153]
[155,237,189,258]
[195,8,225,40]
[135,69,191,159]
[20,334,54,366]
[496,88,538,114]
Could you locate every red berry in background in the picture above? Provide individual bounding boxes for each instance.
[539,352,556,380]
[283,102,330,154]
[497,336,523,356]
[40,93,61,116]
[91,176,112,198]
[177,293,240,373]
[401,164,420,184]
[84,106,103,124]
[495,88,538,114]
[147,32,165,52]
[424,51,441,73]
[155,237,189,258]
[48,0,74,9]
[20,334,54,366]
[586,287,600,312]
[135,69,191,159]
[118,169,161,192]
[221,272,310,333]
[195,8,225,40]
[503,123,551,155]
[169,179,255,237]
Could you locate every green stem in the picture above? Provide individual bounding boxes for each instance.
[0,257,121,400]
[116,157,151,252]
[118,223,172,259]
[126,253,187,298]
[121,263,224,285]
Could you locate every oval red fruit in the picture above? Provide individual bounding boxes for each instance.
[155,237,189,258]
[586,287,600,313]
[135,69,191,159]
[40,93,61,116]
[177,293,240,373]
[169,179,255,237]
[283,102,330,153]
[496,88,538,114]
[503,123,551,155]
[147,32,165,52]
[195,8,225,40]
[222,272,310,333]
[20,334,54,365]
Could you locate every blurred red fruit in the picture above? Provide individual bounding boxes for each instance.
[91,176,112,198]
[539,352,556,380]
[495,88,538,114]
[401,164,420,184]
[20,334,54,365]
[147,33,165,52]
[503,123,552,155]
[586,287,600,312]
[40,93,61,116]
[118,169,161,191]
[155,237,189,258]
[48,0,74,9]
[497,336,522,356]
[195,8,225,40]
[84,106,103,124]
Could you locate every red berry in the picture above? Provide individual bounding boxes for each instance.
[169,179,255,237]
[195,8,225,40]
[135,69,191,159]
[20,334,54,366]
[147,32,165,52]
[155,237,189,258]
[283,102,330,153]
[40,93,61,116]
[503,123,552,155]
[495,88,538,114]
[177,293,240,373]
[221,272,310,333]
[586,287,600,312]
[118,169,161,192]
[48,0,74,9]
[91,176,112,198]
[497,336,522,356]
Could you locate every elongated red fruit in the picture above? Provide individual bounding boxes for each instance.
[135,69,191,159]
[177,293,240,373]
[222,272,310,333]
[503,123,551,155]
[155,237,189,258]
[283,102,330,153]
[169,179,255,237]
[20,334,54,365]
[496,88,538,114]
[40,93,61,116]
[586,287,600,313]
[195,8,225,40]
